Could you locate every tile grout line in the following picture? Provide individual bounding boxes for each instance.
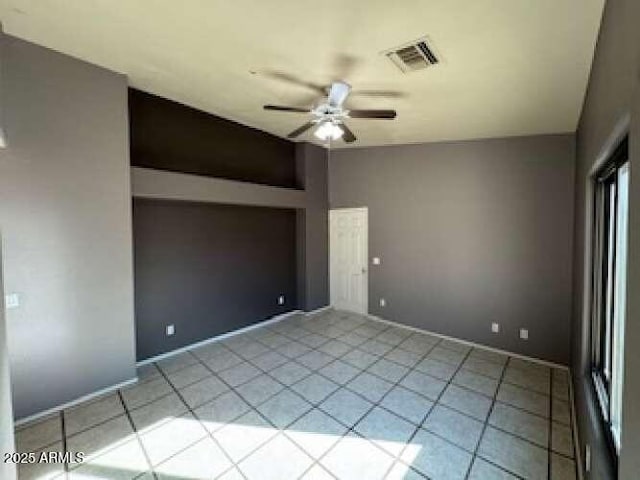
[116,390,160,480]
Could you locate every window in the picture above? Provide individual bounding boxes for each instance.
[591,136,629,453]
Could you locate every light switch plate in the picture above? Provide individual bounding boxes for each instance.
[520,328,529,340]
[491,323,500,333]
[372,257,381,265]
[379,298,386,307]
[5,293,20,309]
[278,295,285,305]
[166,324,175,336]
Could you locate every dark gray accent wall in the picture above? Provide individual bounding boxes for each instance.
[129,89,297,188]
[133,199,297,361]
[296,143,329,311]
[329,134,575,364]
[0,35,135,419]
[572,0,640,478]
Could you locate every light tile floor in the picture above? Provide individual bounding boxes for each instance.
[14,310,577,480]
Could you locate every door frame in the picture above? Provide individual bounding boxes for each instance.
[329,207,368,314]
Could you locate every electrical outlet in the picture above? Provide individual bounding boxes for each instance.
[520,328,529,340]
[278,295,285,305]
[379,298,386,307]
[166,324,175,336]
[5,293,20,309]
[372,257,381,265]
[491,322,500,333]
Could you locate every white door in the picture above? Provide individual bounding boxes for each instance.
[329,207,368,314]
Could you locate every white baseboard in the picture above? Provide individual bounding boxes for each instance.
[136,309,303,367]
[304,305,332,316]
[366,313,569,371]
[15,377,138,428]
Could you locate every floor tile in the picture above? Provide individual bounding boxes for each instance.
[385,348,423,368]
[423,404,484,452]
[469,348,508,366]
[299,333,330,348]
[375,329,407,347]
[452,369,499,397]
[120,376,173,410]
[300,464,336,480]
[154,436,231,480]
[353,324,384,339]
[235,374,284,406]
[136,363,162,383]
[439,384,492,421]
[318,359,361,385]
[398,335,439,355]
[503,366,550,395]
[354,406,416,456]
[400,428,472,480]
[385,461,427,480]
[217,467,245,480]
[156,352,198,374]
[193,390,251,433]
[268,361,311,386]
[231,340,271,360]
[201,350,244,372]
[68,437,149,480]
[339,332,369,347]
[478,426,548,480]
[551,422,574,457]
[129,392,187,432]
[468,457,518,479]
[140,413,208,466]
[291,373,340,404]
[285,408,348,459]
[321,434,395,480]
[278,341,313,359]
[15,415,62,452]
[66,415,135,461]
[250,350,289,371]
[319,388,373,427]
[190,341,230,361]
[414,357,458,381]
[400,370,447,401]
[256,332,290,349]
[297,350,335,370]
[510,358,551,378]
[346,372,394,403]
[257,389,313,428]
[342,349,379,369]
[438,339,472,354]
[317,339,352,357]
[64,393,125,436]
[213,410,278,463]
[462,356,506,380]
[217,361,262,387]
[166,362,211,389]
[553,398,571,425]
[496,382,549,418]
[179,374,229,409]
[551,452,577,480]
[359,339,394,356]
[380,385,434,425]
[489,402,549,447]
[17,441,65,480]
[426,346,467,367]
[367,358,409,383]
[238,433,313,480]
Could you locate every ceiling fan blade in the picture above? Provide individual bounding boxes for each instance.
[264,105,310,113]
[340,123,357,143]
[348,109,397,119]
[262,71,326,94]
[351,90,407,99]
[287,121,316,139]
[328,81,352,107]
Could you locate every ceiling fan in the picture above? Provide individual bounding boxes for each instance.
[263,80,397,144]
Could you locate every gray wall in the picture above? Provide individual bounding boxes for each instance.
[296,143,329,311]
[330,134,575,364]
[133,200,297,361]
[571,0,640,477]
[0,35,136,419]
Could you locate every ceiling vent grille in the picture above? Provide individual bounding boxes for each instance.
[385,37,440,73]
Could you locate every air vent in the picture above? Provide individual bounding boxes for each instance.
[385,37,440,74]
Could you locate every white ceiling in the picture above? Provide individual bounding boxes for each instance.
[1,0,604,148]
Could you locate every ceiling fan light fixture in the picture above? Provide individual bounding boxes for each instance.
[314,121,343,141]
